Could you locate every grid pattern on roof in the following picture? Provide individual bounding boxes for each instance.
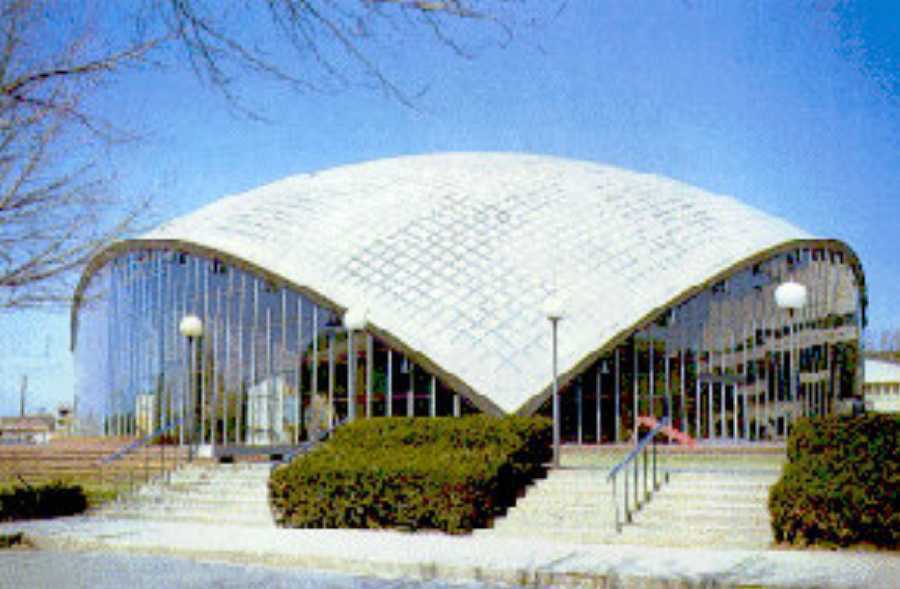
[140,152,812,413]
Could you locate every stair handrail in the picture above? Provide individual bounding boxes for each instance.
[98,418,184,496]
[274,417,349,469]
[607,417,671,532]
[99,418,182,465]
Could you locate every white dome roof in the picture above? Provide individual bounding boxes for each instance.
[75,152,840,414]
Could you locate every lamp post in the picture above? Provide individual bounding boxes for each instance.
[179,314,203,458]
[323,313,342,426]
[343,306,368,422]
[543,295,565,468]
[775,280,807,434]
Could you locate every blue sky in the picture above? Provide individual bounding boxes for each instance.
[1,1,897,415]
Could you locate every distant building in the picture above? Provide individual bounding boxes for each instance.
[71,153,867,446]
[864,359,900,413]
[0,415,55,444]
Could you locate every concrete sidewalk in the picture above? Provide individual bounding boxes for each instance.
[2,516,897,588]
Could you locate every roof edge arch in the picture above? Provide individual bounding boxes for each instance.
[70,238,506,417]
[515,237,867,416]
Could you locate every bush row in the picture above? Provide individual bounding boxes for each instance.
[0,481,88,521]
[768,414,899,549]
[269,416,551,533]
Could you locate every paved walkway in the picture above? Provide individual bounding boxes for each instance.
[2,516,897,588]
[0,550,502,589]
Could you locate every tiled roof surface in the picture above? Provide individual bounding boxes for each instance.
[122,153,812,413]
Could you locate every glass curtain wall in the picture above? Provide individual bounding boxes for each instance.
[545,246,864,443]
[74,245,863,445]
[74,249,465,444]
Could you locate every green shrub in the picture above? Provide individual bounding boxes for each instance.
[0,532,32,550]
[769,414,899,548]
[0,481,88,521]
[270,416,551,534]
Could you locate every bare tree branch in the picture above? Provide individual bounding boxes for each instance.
[0,0,153,310]
[0,37,163,98]
[0,0,558,310]
[153,1,550,110]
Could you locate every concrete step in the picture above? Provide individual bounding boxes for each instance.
[98,510,275,527]
[511,493,612,505]
[484,528,617,546]
[525,476,614,487]
[493,516,616,532]
[103,508,274,523]
[634,508,771,527]
[509,500,613,512]
[539,468,777,482]
[167,476,271,486]
[107,498,273,513]
[163,477,270,489]
[663,474,774,487]
[122,495,271,510]
[665,472,780,481]
[488,453,779,550]
[503,499,769,527]
[522,480,617,492]
[169,468,271,480]
[494,509,766,532]
[620,528,773,549]
[133,485,269,501]
[107,494,273,514]
[509,503,617,515]
[646,495,768,510]
[489,520,773,548]
[546,468,619,478]
[95,461,275,528]
[652,488,770,502]
[170,463,271,473]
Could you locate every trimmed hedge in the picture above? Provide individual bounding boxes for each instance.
[269,416,551,533]
[0,481,88,521]
[769,414,899,549]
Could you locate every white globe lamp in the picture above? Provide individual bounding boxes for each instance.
[774,281,807,312]
[343,306,368,331]
[542,294,566,321]
[179,314,204,339]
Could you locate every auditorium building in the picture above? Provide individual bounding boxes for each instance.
[71,153,866,446]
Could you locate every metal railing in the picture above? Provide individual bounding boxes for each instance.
[607,418,671,532]
[273,417,349,471]
[98,419,185,497]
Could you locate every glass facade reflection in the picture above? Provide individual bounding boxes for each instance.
[74,249,474,443]
[543,246,864,443]
[74,244,863,445]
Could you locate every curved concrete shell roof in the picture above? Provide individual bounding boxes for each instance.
[73,152,860,415]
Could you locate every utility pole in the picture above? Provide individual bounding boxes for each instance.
[19,374,27,417]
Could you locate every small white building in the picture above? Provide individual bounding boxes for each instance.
[863,359,900,413]
[247,376,287,445]
[0,415,55,444]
